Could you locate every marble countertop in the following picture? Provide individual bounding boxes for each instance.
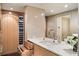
[27,38,77,56]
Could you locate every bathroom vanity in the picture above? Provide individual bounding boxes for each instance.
[34,44,58,56]
[28,38,77,56]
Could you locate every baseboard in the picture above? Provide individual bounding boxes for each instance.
[1,52,20,56]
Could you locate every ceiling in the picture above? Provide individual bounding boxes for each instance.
[2,3,78,16]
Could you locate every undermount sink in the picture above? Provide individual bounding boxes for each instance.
[39,40,59,47]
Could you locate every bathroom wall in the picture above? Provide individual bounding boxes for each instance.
[25,6,46,39]
[46,9,78,39]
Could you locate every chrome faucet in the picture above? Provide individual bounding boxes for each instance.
[43,37,45,40]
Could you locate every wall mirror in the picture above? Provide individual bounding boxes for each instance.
[57,15,71,41]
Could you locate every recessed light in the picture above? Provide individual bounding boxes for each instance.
[64,4,68,8]
[35,16,38,18]
[50,10,54,12]
[9,12,12,14]
[10,8,13,10]
[41,13,44,16]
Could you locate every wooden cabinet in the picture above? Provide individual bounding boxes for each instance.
[0,4,1,31]
[2,13,19,55]
[34,44,58,56]
[0,10,24,55]
[1,10,24,55]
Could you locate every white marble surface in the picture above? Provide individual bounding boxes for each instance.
[28,38,77,56]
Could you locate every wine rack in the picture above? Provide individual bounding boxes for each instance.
[19,16,24,45]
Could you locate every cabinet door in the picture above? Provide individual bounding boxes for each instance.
[2,14,19,55]
[0,4,1,31]
[34,44,57,56]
